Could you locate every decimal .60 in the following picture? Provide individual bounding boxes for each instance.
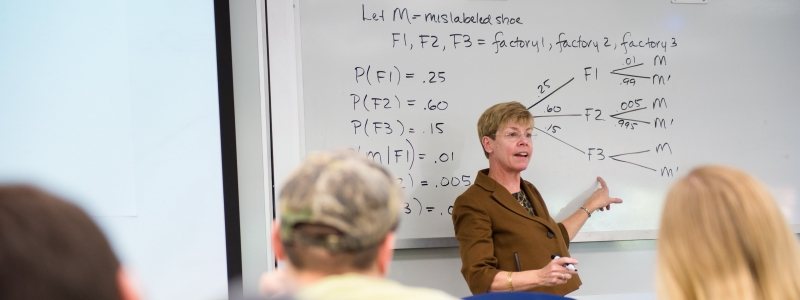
[440,175,472,187]
[426,99,449,111]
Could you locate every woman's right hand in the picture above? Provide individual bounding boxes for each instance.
[535,256,578,286]
[585,176,623,213]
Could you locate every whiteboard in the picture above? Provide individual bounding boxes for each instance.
[286,0,800,246]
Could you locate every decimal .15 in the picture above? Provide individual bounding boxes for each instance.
[429,122,444,134]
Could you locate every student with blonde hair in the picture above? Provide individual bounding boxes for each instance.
[657,165,800,300]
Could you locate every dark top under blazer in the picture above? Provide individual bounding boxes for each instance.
[452,169,581,295]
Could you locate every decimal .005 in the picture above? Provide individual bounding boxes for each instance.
[440,175,472,187]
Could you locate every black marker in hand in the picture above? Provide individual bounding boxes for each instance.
[551,255,577,272]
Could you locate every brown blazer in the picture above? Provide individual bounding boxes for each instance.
[452,169,581,295]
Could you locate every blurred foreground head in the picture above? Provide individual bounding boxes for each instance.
[657,165,800,300]
[0,185,139,300]
[277,150,402,273]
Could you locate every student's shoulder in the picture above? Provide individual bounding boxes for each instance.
[454,183,492,210]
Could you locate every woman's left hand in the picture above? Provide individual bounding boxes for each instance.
[585,176,623,213]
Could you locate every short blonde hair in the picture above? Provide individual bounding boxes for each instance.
[476,101,533,158]
[657,165,800,300]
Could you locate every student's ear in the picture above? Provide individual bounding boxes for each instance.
[376,232,396,276]
[117,268,141,300]
[272,220,287,261]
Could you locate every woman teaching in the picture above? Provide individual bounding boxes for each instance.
[452,101,623,295]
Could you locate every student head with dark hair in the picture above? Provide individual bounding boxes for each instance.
[0,185,140,300]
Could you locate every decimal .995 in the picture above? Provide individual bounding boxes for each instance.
[617,119,637,130]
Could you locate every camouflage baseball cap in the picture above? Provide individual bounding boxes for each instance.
[279,150,402,252]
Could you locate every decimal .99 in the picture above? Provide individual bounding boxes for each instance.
[621,77,636,86]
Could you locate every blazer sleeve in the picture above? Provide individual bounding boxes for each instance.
[452,194,499,294]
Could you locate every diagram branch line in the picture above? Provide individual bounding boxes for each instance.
[609,107,651,124]
[609,107,647,118]
[610,72,651,79]
[528,77,575,110]
[610,63,651,79]
[609,149,650,158]
[611,116,651,124]
[609,149,656,172]
[610,63,643,73]
[534,127,585,154]
[533,114,582,118]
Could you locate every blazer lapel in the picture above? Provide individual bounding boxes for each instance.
[490,189,538,220]
[475,170,560,234]
[521,182,549,219]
